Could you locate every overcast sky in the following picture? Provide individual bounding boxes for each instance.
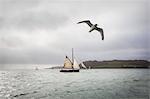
[0,0,149,66]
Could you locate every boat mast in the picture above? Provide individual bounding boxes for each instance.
[72,48,74,65]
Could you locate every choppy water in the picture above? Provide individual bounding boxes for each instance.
[0,69,149,99]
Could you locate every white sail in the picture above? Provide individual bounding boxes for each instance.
[81,62,87,69]
[63,56,73,69]
[73,58,80,69]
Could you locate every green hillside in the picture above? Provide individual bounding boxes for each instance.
[82,60,149,68]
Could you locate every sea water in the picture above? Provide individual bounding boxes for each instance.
[0,68,149,99]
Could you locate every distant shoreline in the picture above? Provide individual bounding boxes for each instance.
[82,60,149,69]
[49,60,149,69]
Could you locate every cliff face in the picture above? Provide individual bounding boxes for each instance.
[83,60,150,68]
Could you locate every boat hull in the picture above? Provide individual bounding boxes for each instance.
[60,69,79,72]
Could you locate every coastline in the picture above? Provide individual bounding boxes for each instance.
[49,60,150,69]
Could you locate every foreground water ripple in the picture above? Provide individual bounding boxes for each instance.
[0,69,149,99]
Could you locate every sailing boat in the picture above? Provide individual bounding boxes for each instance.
[60,49,80,72]
[81,62,87,69]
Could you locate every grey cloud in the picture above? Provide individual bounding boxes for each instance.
[0,36,24,48]
[0,12,69,31]
[17,13,68,30]
[0,0,69,31]
[0,0,149,66]
[0,47,63,64]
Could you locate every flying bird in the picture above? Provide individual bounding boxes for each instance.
[77,20,104,40]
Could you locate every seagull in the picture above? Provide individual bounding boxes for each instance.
[77,20,104,40]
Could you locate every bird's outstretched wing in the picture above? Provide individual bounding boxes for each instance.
[77,20,93,27]
[95,27,104,40]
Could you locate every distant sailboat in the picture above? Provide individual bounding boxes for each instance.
[60,48,80,72]
[88,66,91,69]
[81,62,87,69]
